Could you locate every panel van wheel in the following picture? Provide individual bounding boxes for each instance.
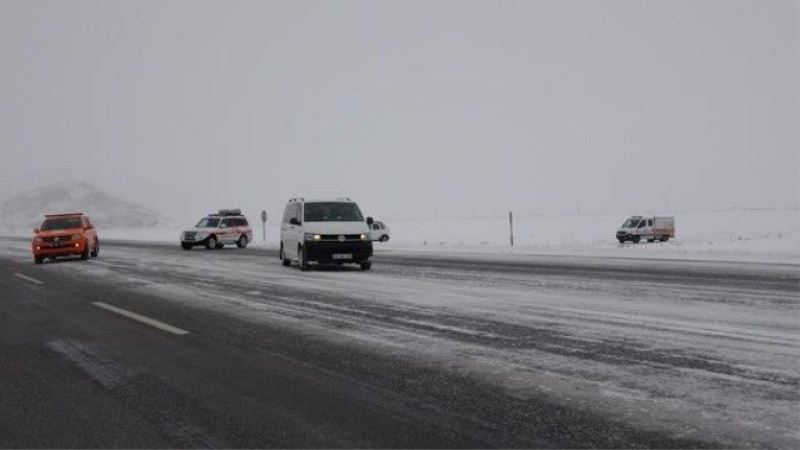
[631,236,641,244]
[205,236,217,250]
[661,236,669,242]
[298,246,310,271]
[34,256,44,265]
[360,261,372,271]
[280,245,291,266]
[91,239,99,258]
[237,235,248,248]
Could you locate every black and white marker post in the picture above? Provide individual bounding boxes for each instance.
[509,211,514,247]
[261,210,267,242]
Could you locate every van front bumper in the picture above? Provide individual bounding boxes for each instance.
[303,240,373,263]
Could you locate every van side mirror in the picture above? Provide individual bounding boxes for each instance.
[366,217,374,225]
[33,228,39,234]
[290,218,301,226]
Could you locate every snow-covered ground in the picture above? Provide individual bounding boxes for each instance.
[6,208,798,263]
[381,208,800,263]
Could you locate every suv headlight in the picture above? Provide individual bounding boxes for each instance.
[71,234,82,241]
[305,233,321,241]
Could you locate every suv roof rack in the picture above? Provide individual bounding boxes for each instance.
[45,212,83,217]
[213,209,242,216]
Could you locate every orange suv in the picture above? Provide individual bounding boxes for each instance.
[31,213,100,264]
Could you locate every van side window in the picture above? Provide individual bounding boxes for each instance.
[282,204,293,223]
[638,221,646,228]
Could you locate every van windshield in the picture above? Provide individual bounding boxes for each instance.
[304,202,364,222]
[622,218,640,228]
[195,218,221,228]
[41,217,83,231]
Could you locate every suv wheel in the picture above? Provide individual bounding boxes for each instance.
[91,239,99,258]
[181,242,192,250]
[205,236,217,250]
[237,235,248,249]
[80,244,90,260]
[34,256,44,265]
[298,245,310,271]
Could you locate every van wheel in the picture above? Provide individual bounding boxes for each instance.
[661,236,669,242]
[380,235,389,242]
[237,235,248,248]
[631,236,641,244]
[298,246,310,271]
[34,256,44,265]
[91,239,99,258]
[360,261,372,271]
[205,236,217,249]
[280,244,291,266]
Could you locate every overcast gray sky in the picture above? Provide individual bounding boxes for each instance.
[1,0,797,220]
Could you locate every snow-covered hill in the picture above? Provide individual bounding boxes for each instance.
[0,181,164,231]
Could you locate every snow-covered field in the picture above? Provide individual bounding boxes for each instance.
[379,208,800,263]
[5,208,798,263]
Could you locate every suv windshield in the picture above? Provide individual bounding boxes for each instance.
[304,202,364,222]
[41,217,83,231]
[195,218,221,228]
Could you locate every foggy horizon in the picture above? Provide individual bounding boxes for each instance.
[2,0,798,222]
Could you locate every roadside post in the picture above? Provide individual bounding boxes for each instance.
[261,210,267,242]
[509,211,514,246]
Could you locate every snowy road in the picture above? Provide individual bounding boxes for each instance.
[1,237,798,448]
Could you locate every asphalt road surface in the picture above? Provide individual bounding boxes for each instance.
[1,237,798,448]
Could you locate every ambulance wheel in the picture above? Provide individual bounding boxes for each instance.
[205,236,217,249]
[237,235,248,248]
[617,238,625,244]
[181,243,192,250]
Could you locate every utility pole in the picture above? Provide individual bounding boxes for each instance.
[509,211,514,246]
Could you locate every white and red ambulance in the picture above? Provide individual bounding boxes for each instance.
[180,209,254,250]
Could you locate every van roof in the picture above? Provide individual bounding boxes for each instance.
[290,197,354,203]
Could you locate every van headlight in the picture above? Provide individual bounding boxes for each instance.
[305,233,322,241]
[360,234,369,240]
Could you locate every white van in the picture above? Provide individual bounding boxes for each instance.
[279,197,374,271]
[616,216,675,243]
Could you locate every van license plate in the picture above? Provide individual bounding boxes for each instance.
[332,254,352,260]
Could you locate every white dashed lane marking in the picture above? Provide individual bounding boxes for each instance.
[92,302,190,336]
[13,273,44,285]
